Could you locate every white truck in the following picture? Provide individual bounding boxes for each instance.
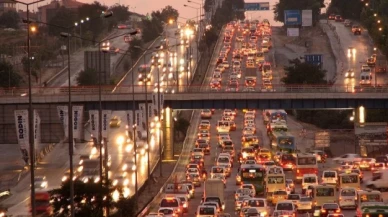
[204,179,225,211]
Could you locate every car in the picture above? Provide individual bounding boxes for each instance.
[367,57,376,67]
[241,184,256,197]
[319,203,341,217]
[345,69,355,78]
[297,197,313,213]
[285,179,295,194]
[34,176,48,189]
[62,169,78,182]
[333,153,361,164]
[274,201,297,213]
[235,195,251,211]
[146,213,164,217]
[359,158,375,170]
[109,116,121,128]
[344,19,352,27]
[335,15,343,22]
[157,208,175,217]
[121,156,136,172]
[112,173,129,187]
[236,36,244,42]
[201,109,212,119]
[352,25,361,35]
[287,194,301,205]
[328,14,336,20]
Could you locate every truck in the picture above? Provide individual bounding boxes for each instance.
[203,179,225,211]
[360,65,372,86]
[31,190,52,215]
[245,67,257,87]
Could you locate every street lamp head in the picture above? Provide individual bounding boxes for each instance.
[101,11,114,18]
[81,19,84,23]
[60,32,72,38]
[30,26,37,33]
[75,22,78,26]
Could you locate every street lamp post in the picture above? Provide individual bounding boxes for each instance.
[11,1,45,217]
[75,17,89,48]
[143,55,151,180]
[184,4,200,70]
[131,56,138,210]
[59,32,75,217]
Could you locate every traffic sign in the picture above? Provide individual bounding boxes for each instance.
[304,54,323,66]
[314,131,330,148]
[284,10,301,25]
[244,2,270,11]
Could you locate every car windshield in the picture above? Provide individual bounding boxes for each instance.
[248,200,264,207]
[324,172,336,178]
[300,197,312,202]
[341,189,356,196]
[160,199,178,207]
[288,195,300,200]
[276,203,293,210]
[323,204,339,210]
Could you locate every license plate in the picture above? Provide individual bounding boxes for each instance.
[345,199,352,201]
[329,211,334,214]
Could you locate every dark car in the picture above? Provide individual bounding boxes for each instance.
[335,15,343,22]
[320,203,341,217]
[328,14,336,20]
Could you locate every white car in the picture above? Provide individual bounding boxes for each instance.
[274,201,297,213]
[221,61,230,69]
[245,198,269,217]
[146,213,164,217]
[333,153,361,164]
[158,208,175,217]
[297,197,313,213]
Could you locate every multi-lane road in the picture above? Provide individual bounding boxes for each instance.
[144,19,388,217]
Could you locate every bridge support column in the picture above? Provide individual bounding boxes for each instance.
[162,107,174,161]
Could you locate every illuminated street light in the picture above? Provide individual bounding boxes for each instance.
[359,106,365,124]
[378,20,381,23]
[374,13,377,17]
[379,27,383,31]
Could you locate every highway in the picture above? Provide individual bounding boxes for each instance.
[144,20,388,217]
[329,20,388,88]
[48,28,133,87]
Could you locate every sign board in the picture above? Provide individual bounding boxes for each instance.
[244,2,270,11]
[359,139,387,146]
[304,54,323,66]
[287,28,299,36]
[315,131,330,148]
[284,10,301,25]
[355,122,388,135]
[302,10,313,27]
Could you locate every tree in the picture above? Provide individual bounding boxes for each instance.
[0,10,20,29]
[274,0,324,25]
[50,180,109,217]
[141,14,163,43]
[107,4,131,28]
[174,114,190,141]
[160,5,179,23]
[128,38,143,61]
[204,0,214,12]
[77,68,98,85]
[48,6,76,36]
[78,2,108,40]
[21,56,40,82]
[0,60,22,88]
[281,58,327,84]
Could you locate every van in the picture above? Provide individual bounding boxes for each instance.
[302,174,318,194]
[322,170,338,185]
[339,187,357,209]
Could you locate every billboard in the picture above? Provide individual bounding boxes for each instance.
[302,10,313,26]
[284,10,301,25]
[305,54,323,66]
[287,28,299,36]
[315,131,330,148]
[355,122,388,135]
[244,2,270,11]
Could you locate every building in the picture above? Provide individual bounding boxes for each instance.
[37,0,84,23]
[0,0,16,15]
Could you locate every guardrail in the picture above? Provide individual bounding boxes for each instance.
[136,111,196,217]
[1,84,388,97]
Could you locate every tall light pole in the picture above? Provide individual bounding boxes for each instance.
[11,1,44,217]
[131,56,138,210]
[59,32,75,217]
[75,17,89,48]
[184,4,200,69]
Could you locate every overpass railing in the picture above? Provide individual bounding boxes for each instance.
[1,84,388,97]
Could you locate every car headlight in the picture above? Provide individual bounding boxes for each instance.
[94,177,100,183]
[351,72,354,76]
[112,180,118,186]
[123,179,129,186]
[138,74,142,78]
[62,176,68,182]
[122,164,128,171]
[83,178,89,183]
[345,73,349,77]
[132,165,136,171]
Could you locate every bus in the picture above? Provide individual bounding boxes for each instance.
[270,131,295,153]
[266,121,287,135]
[263,110,287,124]
[138,64,152,84]
[295,153,318,182]
[355,190,383,216]
[310,185,336,207]
[236,164,266,195]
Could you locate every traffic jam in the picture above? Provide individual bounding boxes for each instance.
[146,20,388,217]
